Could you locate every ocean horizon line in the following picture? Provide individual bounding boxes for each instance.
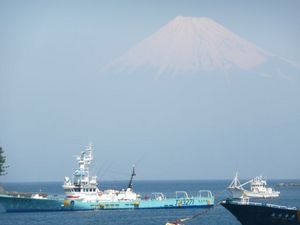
[2,178,300,184]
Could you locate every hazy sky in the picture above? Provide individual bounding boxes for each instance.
[1,0,300,182]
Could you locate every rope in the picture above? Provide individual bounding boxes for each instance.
[166,189,227,225]
[166,201,222,225]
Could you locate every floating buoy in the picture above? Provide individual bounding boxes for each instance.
[165,222,184,225]
[165,217,190,225]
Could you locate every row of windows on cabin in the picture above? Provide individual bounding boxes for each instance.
[66,188,96,192]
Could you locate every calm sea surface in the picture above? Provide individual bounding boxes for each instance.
[0,180,299,225]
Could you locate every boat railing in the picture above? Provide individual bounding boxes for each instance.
[175,191,189,199]
[230,199,298,210]
[5,191,48,199]
[151,192,166,201]
[198,190,213,198]
[264,203,298,210]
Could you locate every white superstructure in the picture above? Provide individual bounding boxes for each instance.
[228,173,280,199]
[63,143,140,202]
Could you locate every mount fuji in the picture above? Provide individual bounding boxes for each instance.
[107,16,299,78]
[93,17,300,179]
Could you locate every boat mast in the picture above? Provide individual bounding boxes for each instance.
[228,172,242,188]
[127,166,136,190]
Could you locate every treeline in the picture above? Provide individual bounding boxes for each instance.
[0,147,8,176]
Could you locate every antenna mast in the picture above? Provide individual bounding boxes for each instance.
[127,166,136,190]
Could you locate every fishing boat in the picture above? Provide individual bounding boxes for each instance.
[228,173,280,199]
[222,198,300,225]
[0,144,214,212]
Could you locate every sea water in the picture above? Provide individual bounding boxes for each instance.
[0,180,299,225]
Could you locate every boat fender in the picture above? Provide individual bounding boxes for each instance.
[177,200,182,207]
[133,201,140,208]
[70,200,75,206]
[63,200,69,206]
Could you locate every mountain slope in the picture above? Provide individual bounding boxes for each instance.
[108,16,270,75]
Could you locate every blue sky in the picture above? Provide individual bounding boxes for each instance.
[0,0,300,182]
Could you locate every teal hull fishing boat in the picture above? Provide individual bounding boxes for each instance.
[0,191,213,212]
[0,144,214,212]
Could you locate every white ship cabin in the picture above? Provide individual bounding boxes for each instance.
[63,143,140,202]
[250,176,274,194]
[63,144,101,200]
[228,173,280,199]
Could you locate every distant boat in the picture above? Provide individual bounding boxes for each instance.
[228,173,280,199]
[222,198,300,225]
[276,182,300,188]
[0,143,214,212]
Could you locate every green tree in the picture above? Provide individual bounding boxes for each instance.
[0,147,8,176]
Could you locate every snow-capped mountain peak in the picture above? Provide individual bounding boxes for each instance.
[108,16,269,74]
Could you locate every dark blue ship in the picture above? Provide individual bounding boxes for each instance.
[222,199,300,225]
